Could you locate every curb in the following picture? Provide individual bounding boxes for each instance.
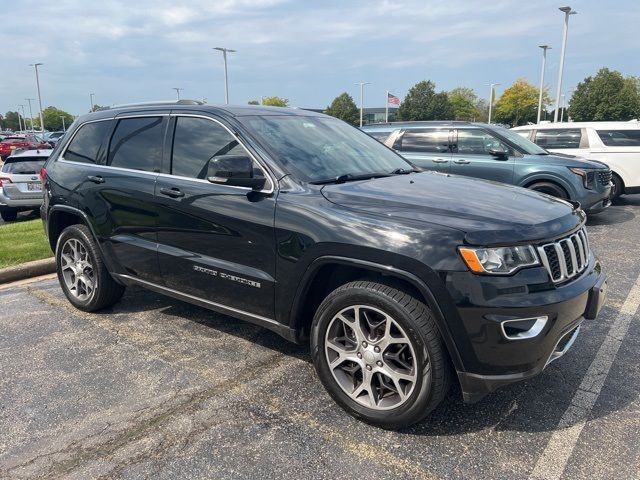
[0,257,56,285]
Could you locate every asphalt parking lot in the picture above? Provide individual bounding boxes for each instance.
[1,196,639,480]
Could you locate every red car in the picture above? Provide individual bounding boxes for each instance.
[0,134,51,160]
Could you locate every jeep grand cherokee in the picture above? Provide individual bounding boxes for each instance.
[41,102,607,428]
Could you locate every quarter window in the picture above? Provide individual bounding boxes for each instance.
[171,117,264,180]
[455,129,508,155]
[400,129,450,153]
[534,129,582,149]
[597,130,640,147]
[108,117,164,172]
[64,121,111,164]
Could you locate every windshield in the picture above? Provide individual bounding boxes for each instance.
[498,127,548,154]
[239,115,411,182]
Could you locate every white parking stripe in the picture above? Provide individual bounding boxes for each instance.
[530,273,640,480]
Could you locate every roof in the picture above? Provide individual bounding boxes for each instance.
[362,121,492,130]
[512,120,640,130]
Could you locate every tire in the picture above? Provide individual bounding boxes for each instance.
[610,173,623,200]
[1,209,18,222]
[55,224,125,312]
[311,281,451,429]
[527,181,569,199]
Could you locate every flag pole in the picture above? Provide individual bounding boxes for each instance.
[385,91,389,123]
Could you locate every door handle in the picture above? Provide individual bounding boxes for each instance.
[160,187,185,198]
[432,158,449,163]
[453,159,470,164]
[87,175,105,184]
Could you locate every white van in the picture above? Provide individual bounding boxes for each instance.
[512,121,640,198]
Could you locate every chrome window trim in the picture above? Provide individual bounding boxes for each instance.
[167,113,275,194]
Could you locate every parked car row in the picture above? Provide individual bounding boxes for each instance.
[362,121,614,214]
[0,133,52,160]
[511,121,640,199]
[38,102,607,428]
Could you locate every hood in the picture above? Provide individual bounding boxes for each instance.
[528,152,609,169]
[321,171,585,246]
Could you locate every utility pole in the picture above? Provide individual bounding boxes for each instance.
[89,93,95,112]
[537,45,551,123]
[19,105,27,131]
[385,90,389,123]
[17,107,23,131]
[554,6,577,122]
[29,63,45,132]
[172,87,183,100]
[487,83,500,124]
[213,47,236,104]
[25,98,35,130]
[355,82,371,127]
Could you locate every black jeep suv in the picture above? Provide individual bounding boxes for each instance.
[41,102,607,428]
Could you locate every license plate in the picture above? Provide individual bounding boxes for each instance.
[27,182,41,191]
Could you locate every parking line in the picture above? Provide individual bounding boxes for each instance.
[530,273,640,480]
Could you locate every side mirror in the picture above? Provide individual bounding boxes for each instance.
[207,155,266,190]
[489,147,509,160]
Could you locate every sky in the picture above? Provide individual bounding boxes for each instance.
[1,0,639,117]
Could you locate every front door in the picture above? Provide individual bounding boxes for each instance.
[155,114,277,320]
[450,128,515,184]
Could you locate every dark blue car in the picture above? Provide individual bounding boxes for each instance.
[362,122,612,213]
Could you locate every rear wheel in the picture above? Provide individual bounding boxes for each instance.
[610,173,623,200]
[527,181,569,199]
[56,224,125,311]
[311,281,451,429]
[1,209,18,222]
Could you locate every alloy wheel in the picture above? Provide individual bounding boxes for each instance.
[60,238,96,302]
[324,305,421,410]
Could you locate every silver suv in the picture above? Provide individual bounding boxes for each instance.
[0,149,51,222]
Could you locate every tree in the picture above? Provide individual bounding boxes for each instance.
[247,100,260,105]
[37,106,75,131]
[569,68,640,121]
[261,96,289,107]
[325,92,359,126]
[448,87,482,121]
[2,111,22,131]
[396,80,453,121]
[493,79,548,126]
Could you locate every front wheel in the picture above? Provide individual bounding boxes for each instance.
[527,181,569,199]
[610,173,623,200]
[311,281,451,429]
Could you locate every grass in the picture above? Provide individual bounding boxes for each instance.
[0,218,53,269]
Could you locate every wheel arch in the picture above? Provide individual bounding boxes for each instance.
[289,256,465,372]
[520,174,573,198]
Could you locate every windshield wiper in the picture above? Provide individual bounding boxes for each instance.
[310,172,391,185]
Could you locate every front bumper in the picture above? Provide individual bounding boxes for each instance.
[445,258,606,403]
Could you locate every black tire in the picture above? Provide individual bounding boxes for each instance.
[1,209,18,222]
[55,224,125,312]
[311,281,451,429]
[527,181,569,199]
[610,173,623,200]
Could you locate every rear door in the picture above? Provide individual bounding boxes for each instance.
[450,128,515,184]
[154,113,277,320]
[393,128,452,172]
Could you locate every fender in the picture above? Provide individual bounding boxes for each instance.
[290,255,465,372]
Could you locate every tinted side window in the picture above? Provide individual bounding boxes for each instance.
[171,117,264,180]
[534,129,581,149]
[64,121,111,164]
[400,129,449,153]
[597,130,640,147]
[108,117,164,172]
[456,129,508,155]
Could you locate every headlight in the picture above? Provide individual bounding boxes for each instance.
[569,167,596,190]
[459,245,539,274]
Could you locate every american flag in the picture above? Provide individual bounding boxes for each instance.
[387,92,400,105]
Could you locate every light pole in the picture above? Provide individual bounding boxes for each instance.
[25,98,35,130]
[355,82,371,127]
[29,63,45,132]
[89,93,96,112]
[16,107,24,131]
[172,87,183,100]
[487,83,500,124]
[60,116,66,131]
[537,45,551,123]
[554,6,577,122]
[213,47,236,104]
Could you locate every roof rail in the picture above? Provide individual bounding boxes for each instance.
[104,99,205,110]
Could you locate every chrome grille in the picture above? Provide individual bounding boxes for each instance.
[597,170,612,186]
[537,228,589,283]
